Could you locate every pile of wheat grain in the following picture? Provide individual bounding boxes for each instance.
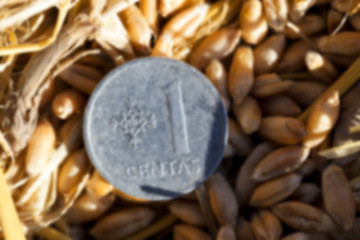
[0,0,360,239]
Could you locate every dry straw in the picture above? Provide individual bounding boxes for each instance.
[0,169,25,240]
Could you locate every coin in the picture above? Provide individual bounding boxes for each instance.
[84,57,227,201]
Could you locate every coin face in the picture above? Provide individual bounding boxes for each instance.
[84,57,227,200]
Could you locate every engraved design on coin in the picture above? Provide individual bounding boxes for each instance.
[162,78,190,155]
[111,96,157,149]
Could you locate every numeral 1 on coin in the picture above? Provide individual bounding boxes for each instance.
[163,79,190,155]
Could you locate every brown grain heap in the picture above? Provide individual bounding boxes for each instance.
[0,0,360,239]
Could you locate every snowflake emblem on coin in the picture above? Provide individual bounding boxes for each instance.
[111,96,157,149]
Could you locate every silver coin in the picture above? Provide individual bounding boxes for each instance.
[84,57,227,200]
